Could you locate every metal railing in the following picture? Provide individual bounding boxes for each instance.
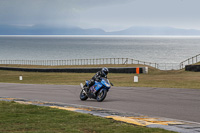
[157,63,181,70]
[180,54,200,69]
[1,55,199,70]
[0,58,158,68]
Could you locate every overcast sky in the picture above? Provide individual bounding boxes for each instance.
[0,0,200,31]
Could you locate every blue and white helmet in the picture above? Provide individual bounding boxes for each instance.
[101,67,109,76]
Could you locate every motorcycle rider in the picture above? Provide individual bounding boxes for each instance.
[84,67,109,92]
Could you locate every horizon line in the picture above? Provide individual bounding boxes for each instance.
[1,35,200,38]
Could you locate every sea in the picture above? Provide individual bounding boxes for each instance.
[0,35,200,64]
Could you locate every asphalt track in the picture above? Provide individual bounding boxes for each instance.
[0,83,200,123]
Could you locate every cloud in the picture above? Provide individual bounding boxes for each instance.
[0,0,133,27]
[0,0,200,31]
[78,0,200,31]
[0,0,76,26]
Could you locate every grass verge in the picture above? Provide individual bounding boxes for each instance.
[0,64,200,89]
[194,62,200,65]
[0,101,175,133]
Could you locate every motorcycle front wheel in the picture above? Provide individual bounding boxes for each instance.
[80,90,88,101]
[96,89,107,102]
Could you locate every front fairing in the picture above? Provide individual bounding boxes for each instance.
[100,78,111,88]
[85,80,89,86]
[88,78,111,93]
[95,78,111,92]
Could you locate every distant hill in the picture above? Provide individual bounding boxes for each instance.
[1,24,200,35]
[109,26,200,35]
[0,24,106,35]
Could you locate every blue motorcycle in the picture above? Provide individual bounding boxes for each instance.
[80,77,113,102]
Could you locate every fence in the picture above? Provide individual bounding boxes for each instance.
[180,54,200,69]
[1,55,199,70]
[157,63,181,70]
[0,58,158,68]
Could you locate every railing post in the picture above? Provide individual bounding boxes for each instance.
[196,55,198,63]
[192,57,194,64]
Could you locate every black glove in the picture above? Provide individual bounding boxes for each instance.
[96,77,102,82]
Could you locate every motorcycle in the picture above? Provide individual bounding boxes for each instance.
[80,77,113,102]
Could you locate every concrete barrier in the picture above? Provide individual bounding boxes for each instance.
[185,65,200,72]
[0,67,147,73]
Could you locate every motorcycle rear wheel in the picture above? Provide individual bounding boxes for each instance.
[80,90,88,101]
[96,89,107,102]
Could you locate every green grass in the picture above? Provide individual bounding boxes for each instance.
[0,101,175,133]
[194,62,200,65]
[0,65,200,88]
